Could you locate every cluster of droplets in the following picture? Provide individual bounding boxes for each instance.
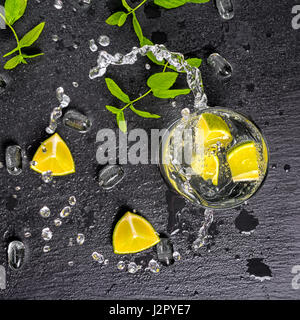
[46,87,71,135]
[89,44,208,110]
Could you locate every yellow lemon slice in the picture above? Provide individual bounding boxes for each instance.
[30,133,75,176]
[113,211,160,254]
[191,153,219,186]
[227,141,259,182]
[196,113,232,148]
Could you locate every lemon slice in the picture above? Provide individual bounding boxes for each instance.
[191,153,219,186]
[227,141,259,182]
[30,133,75,176]
[196,113,232,148]
[113,211,160,254]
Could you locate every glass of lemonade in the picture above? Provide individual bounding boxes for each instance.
[159,107,269,209]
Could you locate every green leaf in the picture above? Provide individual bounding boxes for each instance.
[19,22,45,48]
[186,58,202,68]
[130,105,161,118]
[141,37,165,65]
[132,13,143,43]
[152,88,191,98]
[106,11,126,25]
[3,47,19,58]
[121,0,132,12]
[4,0,27,25]
[116,111,127,133]
[118,12,127,27]
[154,0,186,9]
[22,53,44,59]
[188,0,210,3]
[105,78,130,103]
[147,72,178,90]
[106,105,122,114]
[4,55,22,69]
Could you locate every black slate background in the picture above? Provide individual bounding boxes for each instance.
[0,0,299,300]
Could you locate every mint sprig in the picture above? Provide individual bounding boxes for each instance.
[0,0,45,70]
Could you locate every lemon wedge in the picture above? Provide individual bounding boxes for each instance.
[191,153,219,186]
[227,141,259,182]
[196,113,232,148]
[30,133,75,176]
[113,211,160,254]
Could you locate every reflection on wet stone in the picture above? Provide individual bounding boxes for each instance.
[63,110,92,133]
[8,241,26,271]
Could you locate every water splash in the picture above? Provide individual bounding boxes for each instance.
[193,209,214,250]
[89,44,208,110]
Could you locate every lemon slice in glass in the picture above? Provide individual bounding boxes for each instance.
[227,141,259,182]
[113,211,160,254]
[30,133,75,176]
[191,153,219,186]
[196,113,232,148]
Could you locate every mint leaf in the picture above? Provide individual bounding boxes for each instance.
[154,0,186,9]
[118,12,127,27]
[132,13,143,43]
[121,0,132,12]
[116,111,127,133]
[106,12,126,25]
[105,78,130,103]
[147,72,178,90]
[152,88,191,98]
[5,0,27,25]
[188,0,210,3]
[19,22,45,48]
[130,105,161,118]
[4,55,22,69]
[106,105,122,114]
[186,58,202,68]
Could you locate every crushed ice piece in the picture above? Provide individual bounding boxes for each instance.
[63,110,92,133]
[8,240,25,270]
[207,53,232,80]
[76,233,85,245]
[89,39,98,52]
[42,227,53,241]
[148,259,160,273]
[5,145,22,176]
[60,206,71,218]
[127,262,139,274]
[98,164,125,190]
[92,252,104,263]
[216,0,234,20]
[69,196,76,206]
[42,171,53,183]
[117,261,126,270]
[39,206,51,218]
[98,35,110,47]
[156,238,174,266]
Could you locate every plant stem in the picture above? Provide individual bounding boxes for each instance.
[132,0,148,13]
[0,13,22,57]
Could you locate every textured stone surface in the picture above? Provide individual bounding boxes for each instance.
[0,0,299,299]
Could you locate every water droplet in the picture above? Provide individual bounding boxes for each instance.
[128,262,139,274]
[60,94,71,108]
[72,82,79,87]
[76,233,85,245]
[171,101,176,108]
[15,186,21,191]
[98,164,125,190]
[92,252,104,263]
[42,171,53,183]
[145,63,151,70]
[52,34,59,42]
[43,245,51,253]
[173,251,181,261]
[51,107,62,121]
[5,145,23,176]
[148,259,160,273]
[8,241,25,270]
[181,108,190,119]
[68,261,74,267]
[284,164,290,172]
[156,238,174,266]
[24,232,31,238]
[271,163,277,169]
[207,53,232,80]
[39,206,51,218]
[63,110,92,133]
[216,0,234,20]
[89,39,98,52]
[54,218,62,227]
[60,206,71,218]
[42,227,53,241]
[98,35,110,47]
[54,0,63,10]
[69,196,76,206]
[68,238,74,247]
[46,123,57,134]
[56,87,64,101]
[0,161,4,169]
[104,259,109,265]
[117,261,126,270]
